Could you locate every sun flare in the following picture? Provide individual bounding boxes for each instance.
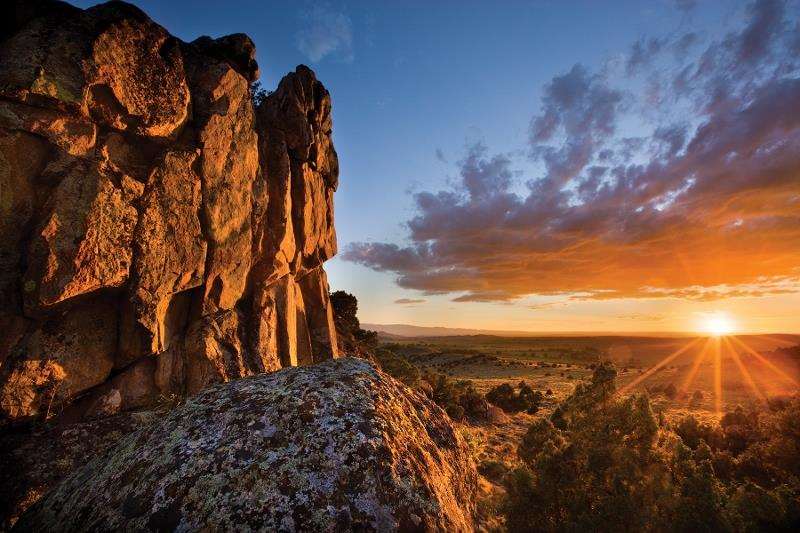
[700,313,735,336]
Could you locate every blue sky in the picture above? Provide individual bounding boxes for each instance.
[71,1,800,333]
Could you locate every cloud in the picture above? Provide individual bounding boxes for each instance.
[734,0,785,65]
[528,301,568,310]
[673,32,700,59]
[675,0,697,13]
[616,313,667,321]
[343,1,800,304]
[529,64,624,191]
[394,298,426,305]
[452,291,517,303]
[626,37,666,75]
[296,5,353,63]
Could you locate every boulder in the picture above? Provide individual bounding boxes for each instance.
[0,410,159,530]
[16,359,478,532]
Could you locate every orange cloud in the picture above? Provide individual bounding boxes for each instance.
[394,298,426,305]
[343,1,800,303]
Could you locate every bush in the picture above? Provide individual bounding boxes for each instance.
[502,364,800,532]
[459,386,489,419]
[329,290,379,354]
[422,372,488,421]
[478,460,509,483]
[689,389,704,408]
[330,290,360,333]
[446,404,465,421]
[250,81,271,107]
[373,349,420,388]
[486,382,543,414]
[664,382,677,399]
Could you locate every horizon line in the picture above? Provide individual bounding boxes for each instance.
[363,322,800,337]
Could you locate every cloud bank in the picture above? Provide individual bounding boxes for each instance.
[343,0,800,303]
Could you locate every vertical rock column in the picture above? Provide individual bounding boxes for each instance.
[0,0,340,424]
[250,65,341,368]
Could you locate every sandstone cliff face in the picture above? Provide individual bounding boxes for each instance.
[16,358,478,532]
[0,0,340,423]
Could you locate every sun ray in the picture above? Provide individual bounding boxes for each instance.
[679,337,713,400]
[713,337,723,416]
[722,337,765,402]
[754,333,793,348]
[729,336,799,387]
[618,337,701,396]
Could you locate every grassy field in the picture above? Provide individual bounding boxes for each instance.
[385,333,800,414]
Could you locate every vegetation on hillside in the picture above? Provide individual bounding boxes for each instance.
[330,292,800,531]
[503,363,800,532]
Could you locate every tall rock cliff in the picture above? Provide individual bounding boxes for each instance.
[0,0,340,423]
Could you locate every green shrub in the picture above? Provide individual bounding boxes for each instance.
[502,364,800,532]
[446,404,465,421]
[486,381,543,414]
[422,372,488,421]
[664,382,677,399]
[689,389,704,408]
[373,349,420,388]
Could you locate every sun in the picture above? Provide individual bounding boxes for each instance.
[701,313,736,336]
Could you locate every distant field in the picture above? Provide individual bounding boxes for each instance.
[384,333,800,420]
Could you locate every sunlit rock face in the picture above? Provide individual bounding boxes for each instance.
[0,0,339,423]
[16,359,478,532]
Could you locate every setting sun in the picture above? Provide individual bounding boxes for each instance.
[701,313,736,336]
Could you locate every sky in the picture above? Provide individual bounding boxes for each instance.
[72,0,800,334]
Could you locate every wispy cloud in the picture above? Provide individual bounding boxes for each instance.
[616,313,667,322]
[343,0,800,304]
[675,0,697,14]
[528,301,568,310]
[296,5,353,63]
[394,298,426,305]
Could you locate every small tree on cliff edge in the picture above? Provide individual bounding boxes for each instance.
[330,290,378,350]
[330,290,360,333]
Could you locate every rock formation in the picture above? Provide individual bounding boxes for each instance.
[1,408,160,528]
[0,0,340,424]
[15,358,478,532]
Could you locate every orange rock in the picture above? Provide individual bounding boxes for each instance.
[0,1,340,424]
[24,161,139,311]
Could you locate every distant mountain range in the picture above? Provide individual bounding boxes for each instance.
[362,323,696,338]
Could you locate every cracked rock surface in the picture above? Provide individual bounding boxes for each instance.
[0,0,340,424]
[15,358,478,532]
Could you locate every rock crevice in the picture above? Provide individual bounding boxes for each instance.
[0,0,340,423]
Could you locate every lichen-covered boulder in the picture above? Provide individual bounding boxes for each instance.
[16,358,477,532]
